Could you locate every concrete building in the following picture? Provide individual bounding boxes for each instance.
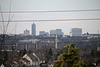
[70,28,82,36]
[39,31,45,35]
[24,29,30,35]
[56,29,63,36]
[32,23,36,35]
[50,29,63,36]
[45,32,49,36]
[39,31,49,36]
[50,30,56,36]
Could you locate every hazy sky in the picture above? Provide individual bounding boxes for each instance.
[0,0,100,35]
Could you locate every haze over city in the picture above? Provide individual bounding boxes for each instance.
[1,0,100,67]
[0,0,100,35]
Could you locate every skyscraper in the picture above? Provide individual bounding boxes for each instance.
[32,23,36,35]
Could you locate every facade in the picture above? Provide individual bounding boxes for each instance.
[70,28,82,36]
[39,31,49,36]
[32,23,36,35]
[39,31,45,35]
[50,30,56,36]
[50,29,63,36]
[56,29,63,36]
[24,29,30,35]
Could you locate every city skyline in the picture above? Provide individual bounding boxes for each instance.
[0,22,100,35]
[0,0,100,35]
[0,0,100,66]
[22,25,99,36]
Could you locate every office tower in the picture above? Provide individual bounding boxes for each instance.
[39,31,49,36]
[50,29,63,36]
[70,28,82,36]
[39,31,45,35]
[24,29,30,35]
[50,30,56,36]
[56,29,63,36]
[32,23,36,35]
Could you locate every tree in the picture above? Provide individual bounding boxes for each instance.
[19,49,27,56]
[23,49,27,55]
[54,43,88,67]
[0,51,8,66]
[49,48,53,56]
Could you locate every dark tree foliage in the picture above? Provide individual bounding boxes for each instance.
[0,51,8,66]
[54,43,89,67]
[49,48,53,56]
[23,49,27,56]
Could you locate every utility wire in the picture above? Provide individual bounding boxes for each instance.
[0,18,100,22]
[0,9,100,13]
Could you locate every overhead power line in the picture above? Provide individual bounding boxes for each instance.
[0,9,100,13]
[0,18,100,22]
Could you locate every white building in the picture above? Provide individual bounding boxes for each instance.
[70,28,82,36]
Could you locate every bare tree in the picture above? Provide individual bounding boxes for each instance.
[0,0,14,51]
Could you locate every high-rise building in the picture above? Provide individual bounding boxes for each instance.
[50,30,56,36]
[70,28,82,36]
[39,31,45,35]
[50,29,63,36]
[32,23,36,35]
[56,29,63,36]
[24,29,30,35]
[39,31,49,36]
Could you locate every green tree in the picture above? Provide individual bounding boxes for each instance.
[54,43,88,67]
